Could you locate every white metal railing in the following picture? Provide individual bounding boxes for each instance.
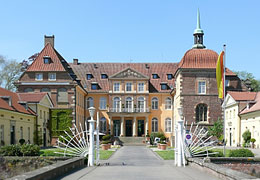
[109,108,150,113]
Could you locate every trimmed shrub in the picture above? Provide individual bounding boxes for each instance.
[0,144,22,156]
[242,130,251,144]
[250,138,256,143]
[229,149,254,157]
[208,150,224,157]
[0,144,40,156]
[102,134,112,141]
[21,144,40,156]
[19,139,26,145]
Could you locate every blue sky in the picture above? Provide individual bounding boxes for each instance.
[0,1,260,79]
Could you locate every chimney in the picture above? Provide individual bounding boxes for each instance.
[73,59,79,65]
[44,35,55,47]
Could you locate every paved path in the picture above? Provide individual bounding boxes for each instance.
[58,146,220,180]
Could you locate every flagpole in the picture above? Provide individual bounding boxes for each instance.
[223,44,226,156]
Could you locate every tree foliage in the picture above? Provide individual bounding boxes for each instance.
[242,130,251,143]
[208,118,223,141]
[0,55,22,91]
[234,70,260,92]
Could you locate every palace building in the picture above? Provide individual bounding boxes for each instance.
[16,11,246,145]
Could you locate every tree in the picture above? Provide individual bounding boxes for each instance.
[208,118,223,141]
[234,70,260,92]
[0,55,22,92]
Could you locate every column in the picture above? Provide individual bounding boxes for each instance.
[109,116,113,135]
[145,116,148,136]
[120,116,124,136]
[133,117,137,137]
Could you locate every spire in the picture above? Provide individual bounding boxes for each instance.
[192,9,206,49]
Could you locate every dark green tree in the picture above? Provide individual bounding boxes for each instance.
[208,118,223,141]
[234,70,260,92]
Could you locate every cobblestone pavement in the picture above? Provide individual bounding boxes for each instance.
[57,146,220,180]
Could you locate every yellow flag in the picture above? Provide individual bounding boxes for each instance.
[216,51,224,99]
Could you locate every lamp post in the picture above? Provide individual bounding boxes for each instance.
[88,107,96,166]
[176,107,185,167]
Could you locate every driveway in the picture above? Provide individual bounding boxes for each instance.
[58,146,220,180]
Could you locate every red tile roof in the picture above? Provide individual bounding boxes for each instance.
[18,92,48,102]
[70,63,179,93]
[0,87,35,115]
[240,92,260,115]
[27,43,66,72]
[178,49,219,69]
[228,91,257,101]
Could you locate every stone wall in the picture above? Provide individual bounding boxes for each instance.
[0,156,69,179]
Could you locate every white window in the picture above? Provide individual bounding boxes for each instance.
[165,97,172,110]
[57,88,68,103]
[125,97,133,112]
[137,97,145,112]
[87,97,94,108]
[138,83,144,92]
[165,118,172,132]
[151,97,158,110]
[99,97,107,110]
[126,82,132,92]
[113,97,120,112]
[198,81,206,94]
[114,83,120,92]
[100,117,107,133]
[225,80,230,87]
[35,73,43,81]
[48,73,56,81]
[152,118,158,132]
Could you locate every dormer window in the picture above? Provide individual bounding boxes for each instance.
[152,74,160,79]
[167,74,173,80]
[35,73,43,81]
[48,73,56,81]
[161,83,168,90]
[101,74,108,79]
[87,74,93,80]
[91,82,99,90]
[43,56,51,64]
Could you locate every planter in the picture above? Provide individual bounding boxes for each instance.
[101,144,110,150]
[108,143,112,149]
[157,143,161,149]
[160,144,167,150]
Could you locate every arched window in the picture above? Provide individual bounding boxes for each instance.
[125,97,133,112]
[86,97,94,108]
[57,88,68,103]
[152,118,158,132]
[137,96,145,112]
[100,117,107,133]
[151,97,158,110]
[165,97,172,110]
[113,97,120,112]
[165,118,172,132]
[40,88,51,92]
[24,88,34,92]
[99,97,107,110]
[196,104,207,122]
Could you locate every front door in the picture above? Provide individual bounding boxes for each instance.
[113,120,120,137]
[138,120,144,137]
[125,120,132,137]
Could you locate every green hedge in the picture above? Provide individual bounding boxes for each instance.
[0,144,40,156]
[229,149,254,157]
[51,109,72,137]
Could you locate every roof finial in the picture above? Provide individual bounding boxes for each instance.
[192,9,206,49]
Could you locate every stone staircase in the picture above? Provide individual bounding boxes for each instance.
[115,137,146,146]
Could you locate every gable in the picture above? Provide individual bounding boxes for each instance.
[223,93,237,108]
[26,43,66,72]
[109,67,149,80]
[39,94,54,108]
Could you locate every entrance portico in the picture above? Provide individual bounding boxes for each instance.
[108,114,149,137]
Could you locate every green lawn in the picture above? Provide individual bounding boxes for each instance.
[155,150,175,160]
[212,148,231,157]
[40,148,115,160]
